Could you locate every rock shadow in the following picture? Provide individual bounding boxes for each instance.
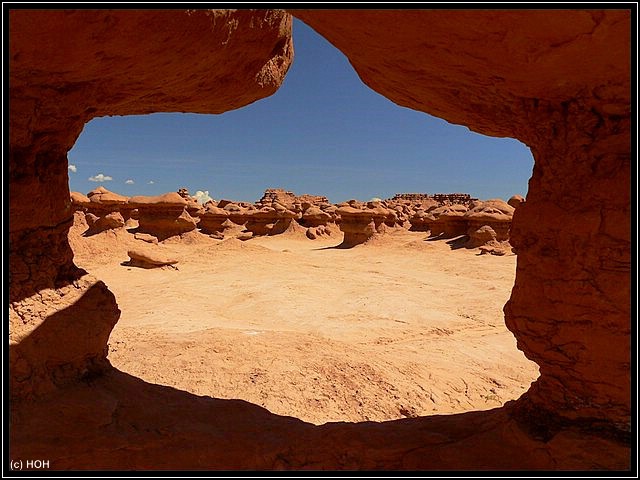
[9,367,631,471]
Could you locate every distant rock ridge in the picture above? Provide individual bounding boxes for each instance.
[70,186,520,249]
[389,193,478,205]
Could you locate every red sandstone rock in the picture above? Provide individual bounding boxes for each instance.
[508,194,526,209]
[479,245,508,256]
[126,248,179,268]
[464,199,515,242]
[429,204,469,238]
[467,225,498,249]
[198,205,230,236]
[409,210,436,232]
[70,191,90,211]
[134,232,159,245]
[80,186,134,219]
[128,193,198,241]
[88,186,129,204]
[243,206,297,236]
[301,206,331,227]
[8,7,631,471]
[336,206,390,248]
[306,227,318,240]
[85,211,125,236]
[294,9,630,436]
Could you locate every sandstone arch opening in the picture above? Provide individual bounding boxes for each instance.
[64,19,538,424]
[10,9,630,470]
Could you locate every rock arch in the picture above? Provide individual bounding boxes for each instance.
[9,9,630,470]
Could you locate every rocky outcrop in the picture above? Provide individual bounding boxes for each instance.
[70,191,90,212]
[85,186,132,218]
[176,188,205,217]
[408,210,436,232]
[198,205,230,237]
[258,188,298,208]
[300,206,331,227]
[466,225,498,248]
[128,193,198,241]
[389,193,477,204]
[295,8,630,452]
[84,211,125,236]
[9,8,630,471]
[70,187,133,232]
[218,202,250,226]
[10,8,291,404]
[429,204,469,238]
[464,199,515,242]
[336,205,393,247]
[243,205,297,236]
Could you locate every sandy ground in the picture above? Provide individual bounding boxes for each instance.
[69,219,539,425]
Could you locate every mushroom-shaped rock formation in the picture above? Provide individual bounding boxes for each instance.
[429,203,469,238]
[198,205,230,236]
[126,248,179,269]
[84,186,133,218]
[128,192,198,241]
[464,199,515,242]
[301,206,331,227]
[221,202,250,226]
[243,206,297,236]
[87,186,129,204]
[409,210,436,232]
[336,206,376,247]
[336,205,391,247]
[70,191,90,212]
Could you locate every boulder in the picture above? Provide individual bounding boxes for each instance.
[466,225,498,248]
[126,248,179,268]
[134,233,159,244]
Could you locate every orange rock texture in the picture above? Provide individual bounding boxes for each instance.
[9,9,292,402]
[9,8,629,471]
[295,4,630,449]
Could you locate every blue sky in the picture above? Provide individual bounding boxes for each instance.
[68,18,534,204]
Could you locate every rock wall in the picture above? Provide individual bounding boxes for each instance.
[9,8,630,470]
[294,9,631,435]
[9,9,292,398]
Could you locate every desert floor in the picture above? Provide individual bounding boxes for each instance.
[70,222,539,425]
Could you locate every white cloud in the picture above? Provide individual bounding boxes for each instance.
[125,179,134,184]
[88,173,113,182]
[68,164,77,173]
[148,180,155,184]
[194,190,213,204]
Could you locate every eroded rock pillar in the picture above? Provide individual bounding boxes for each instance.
[506,102,630,432]
[9,114,120,399]
[9,8,293,399]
